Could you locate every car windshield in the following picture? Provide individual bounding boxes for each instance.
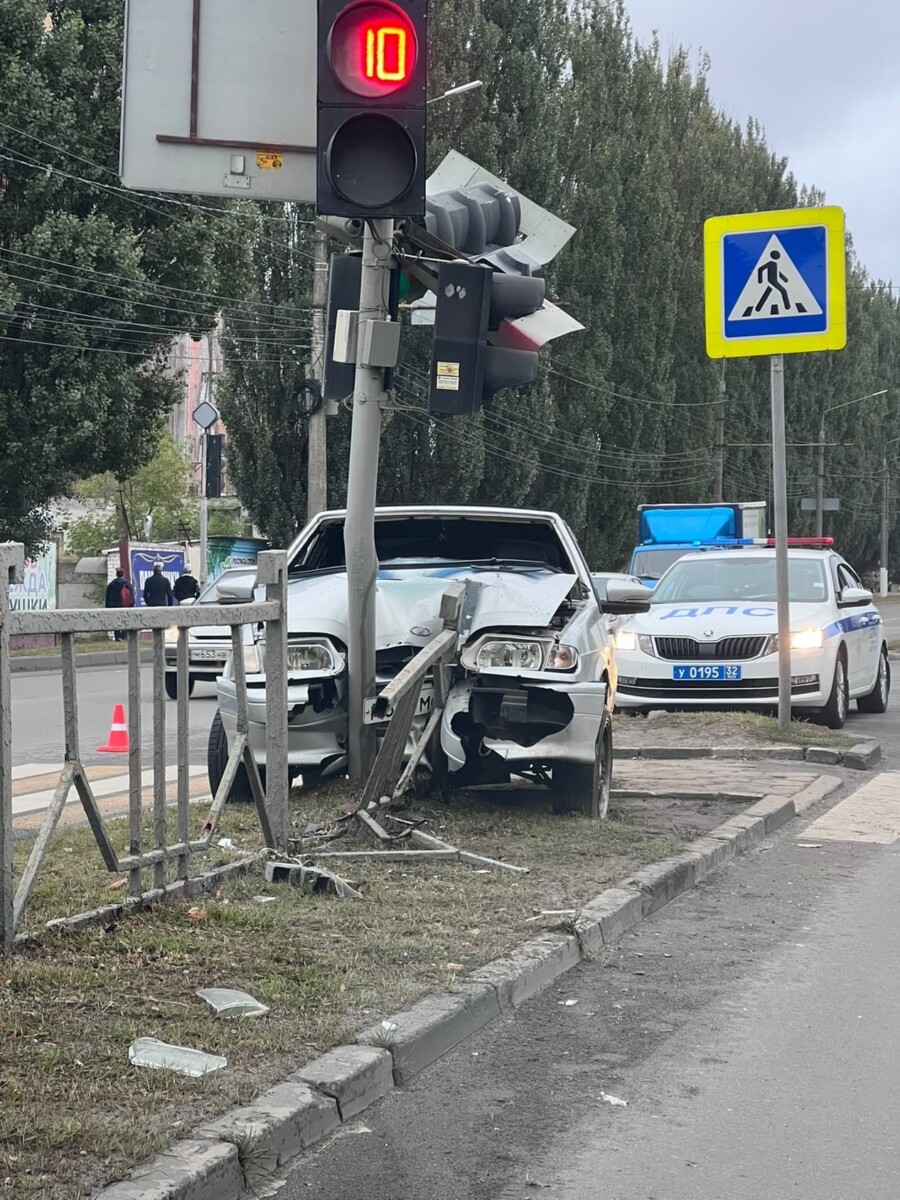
[289,517,574,575]
[652,556,828,604]
[630,548,693,580]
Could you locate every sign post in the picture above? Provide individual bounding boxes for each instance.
[704,206,847,729]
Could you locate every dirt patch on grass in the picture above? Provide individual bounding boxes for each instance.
[613,710,859,750]
[0,778,710,1199]
[5,762,806,1198]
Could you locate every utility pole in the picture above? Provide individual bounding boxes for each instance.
[345,219,394,779]
[307,226,329,521]
[198,332,216,586]
[713,368,726,503]
[879,436,900,596]
[815,418,826,538]
[881,461,890,598]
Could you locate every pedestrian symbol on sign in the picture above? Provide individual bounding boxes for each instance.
[728,234,823,322]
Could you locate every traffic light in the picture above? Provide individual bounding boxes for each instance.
[424,184,547,414]
[428,264,545,415]
[205,434,224,499]
[317,1,427,219]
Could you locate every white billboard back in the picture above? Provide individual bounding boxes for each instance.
[120,0,317,203]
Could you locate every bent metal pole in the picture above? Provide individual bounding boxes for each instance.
[770,354,792,730]
[345,219,394,779]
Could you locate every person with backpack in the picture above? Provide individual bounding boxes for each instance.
[143,562,174,608]
[105,568,134,640]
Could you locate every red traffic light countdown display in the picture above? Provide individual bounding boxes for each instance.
[317,0,427,218]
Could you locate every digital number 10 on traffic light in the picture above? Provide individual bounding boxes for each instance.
[317,1,428,219]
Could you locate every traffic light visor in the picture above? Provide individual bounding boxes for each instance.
[329,2,418,98]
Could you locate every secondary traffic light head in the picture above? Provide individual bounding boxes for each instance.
[317,1,427,219]
[428,263,545,415]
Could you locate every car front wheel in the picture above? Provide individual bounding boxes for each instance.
[207,709,262,803]
[857,646,890,714]
[817,651,849,729]
[550,717,612,819]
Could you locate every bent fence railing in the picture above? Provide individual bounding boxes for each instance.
[0,543,289,953]
[360,580,465,808]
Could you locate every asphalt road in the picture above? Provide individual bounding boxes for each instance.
[280,738,900,1198]
[9,664,218,769]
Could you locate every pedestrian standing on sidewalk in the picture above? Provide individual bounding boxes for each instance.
[143,562,174,608]
[173,564,201,605]
[104,568,134,640]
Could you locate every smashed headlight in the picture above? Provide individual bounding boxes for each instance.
[461,637,578,673]
[286,639,344,676]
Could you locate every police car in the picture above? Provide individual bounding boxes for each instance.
[613,543,889,728]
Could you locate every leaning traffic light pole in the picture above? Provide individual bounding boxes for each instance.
[317,0,427,777]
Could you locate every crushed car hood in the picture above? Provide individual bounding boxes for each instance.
[281,568,579,649]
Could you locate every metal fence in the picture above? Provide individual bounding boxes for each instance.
[0,544,289,953]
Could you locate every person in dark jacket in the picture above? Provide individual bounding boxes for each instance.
[104,568,133,640]
[173,564,201,604]
[143,562,174,607]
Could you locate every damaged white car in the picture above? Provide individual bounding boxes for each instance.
[207,507,649,816]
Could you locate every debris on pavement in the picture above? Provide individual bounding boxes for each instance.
[600,1092,628,1107]
[265,859,362,899]
[128,1038,227,1077]
[196,988,270,1019]
[527,908,577,922]
[559,998,579,1007]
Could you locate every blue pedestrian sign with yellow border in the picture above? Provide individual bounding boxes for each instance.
[704,206,846,358]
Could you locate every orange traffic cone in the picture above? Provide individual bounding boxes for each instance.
[97,704,129,753]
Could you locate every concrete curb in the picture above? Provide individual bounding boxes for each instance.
[92,773,844,1200]
[11,648,154,672]
[615,740,882,770]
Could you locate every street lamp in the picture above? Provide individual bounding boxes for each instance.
[815,389,888,536]
[879,435,900,597]
[427,80,483,104]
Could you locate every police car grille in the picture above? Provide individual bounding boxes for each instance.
[655,636,767,661]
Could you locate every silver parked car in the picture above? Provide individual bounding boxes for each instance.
[207,506,649,815]
[164,567,257,699]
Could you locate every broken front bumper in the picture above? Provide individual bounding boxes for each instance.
[440,675,608,774]
[217,675,349,775]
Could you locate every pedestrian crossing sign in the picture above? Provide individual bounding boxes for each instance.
[704,206,846,358]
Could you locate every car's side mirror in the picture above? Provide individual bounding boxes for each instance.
[838,585,873,608]
[216,578,256,603]
[592,575,652,615]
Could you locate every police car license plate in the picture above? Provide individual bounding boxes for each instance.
[672,665,741,681]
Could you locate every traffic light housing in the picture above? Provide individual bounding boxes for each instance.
[428,263,545,415]
[424,183,548,414]
[205,434,224,499]
[317,1,427,219]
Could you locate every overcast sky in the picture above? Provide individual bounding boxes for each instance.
[625,0,900,285]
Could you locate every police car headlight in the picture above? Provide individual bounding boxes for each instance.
[766,629,825,654]
[615,631,655,656]
[791,628,824,650]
